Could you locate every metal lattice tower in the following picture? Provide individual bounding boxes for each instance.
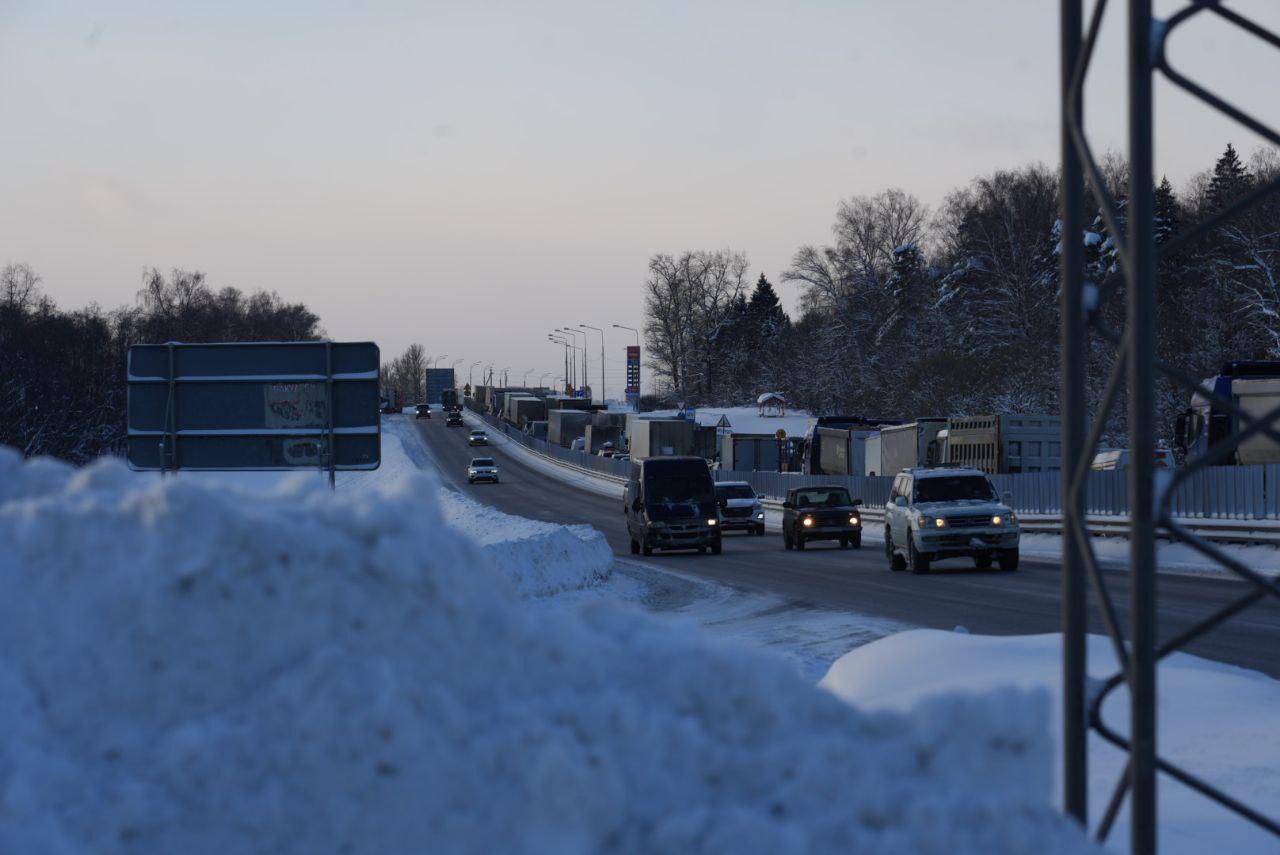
[1060,1,1280,851]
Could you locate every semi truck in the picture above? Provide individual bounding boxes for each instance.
[1176,361,1280,465]
[801,416,900,475]
[425,368,457,407]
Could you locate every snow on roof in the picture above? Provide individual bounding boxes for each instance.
[0,444,1096,853]
[644,405,815,437]
[757,391,786,404]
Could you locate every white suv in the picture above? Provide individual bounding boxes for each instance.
[883,467,1019,574]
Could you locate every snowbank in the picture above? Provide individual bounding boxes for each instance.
[439,488,612,597]
[822,630,1280,854]
[0,447,1094,854]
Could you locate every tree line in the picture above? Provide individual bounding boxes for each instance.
[0,266,321,462]
[642,144,1280,443]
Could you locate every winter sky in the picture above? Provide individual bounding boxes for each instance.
[1,0,1275,392]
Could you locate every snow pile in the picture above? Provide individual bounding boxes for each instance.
[0,448,1095,854]
[439,488,612,597]
[822,630,1280,855]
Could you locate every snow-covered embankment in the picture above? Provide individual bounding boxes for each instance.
[0,446,1094,853]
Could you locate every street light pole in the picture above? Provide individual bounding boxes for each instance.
[549,335,572,388]
[523,368,534,386]
[558,328,586,394]
[469,361,481,387]
[580,324,606,404]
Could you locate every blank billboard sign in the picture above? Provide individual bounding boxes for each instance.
[127,341,380,472]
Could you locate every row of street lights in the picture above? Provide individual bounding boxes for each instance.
[462,322,640,404]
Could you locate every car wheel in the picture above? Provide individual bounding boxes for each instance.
[756,525,765,536]
[999,549,1020,572]
[908,537,930,575]
[467,477,474,484]
[886,532,906,572]
[711,539,722,555]
[851,533,862,549]
[642,541,653,557]
[796,536,806,551]
[975,554,993,570]
[629,538,639,555]
[784,533,793,550]
[839,537,849,549]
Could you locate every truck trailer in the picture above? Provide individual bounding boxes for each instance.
[425,368,456,407]
[879,419,947,476]
[943,414,1062,473]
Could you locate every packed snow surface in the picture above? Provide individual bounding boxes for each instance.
[0,445,1098,854]
[822,630,1280,855]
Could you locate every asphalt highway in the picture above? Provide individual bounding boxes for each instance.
[409,413,1280,677]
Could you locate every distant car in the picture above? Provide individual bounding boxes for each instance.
[415,403,432,419]
[883,467,1019,573]
[570,437,586,451]
[612,454,630,463]
[782,485,863,550]
[468,429,489,446]
[715,481,765,535]
[467,457,499,484]
[446,411,464,427]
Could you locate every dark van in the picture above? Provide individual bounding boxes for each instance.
[624,457,722,556]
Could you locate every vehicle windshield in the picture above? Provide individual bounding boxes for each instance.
[914,475,996,503]
[471,458,494,467]
[716,484,756,500]
[471,430,486,436]
[644,475,715,519]
[793,487,853,508]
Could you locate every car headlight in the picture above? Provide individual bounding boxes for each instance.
[848,515,860,526]
[756,513,765,520]
[707,518,717,526]
[992,515,1003,526]
[802,516,814,527]
[648,521,666,529]
[919,515,946,528]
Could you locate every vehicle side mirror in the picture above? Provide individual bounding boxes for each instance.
[893,496,907,507]
[718,497,727,509]
[1001,491,1013,505]
[852,498,863,507]
[781,501,793,509]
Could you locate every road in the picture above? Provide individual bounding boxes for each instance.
[408,412,1280,678]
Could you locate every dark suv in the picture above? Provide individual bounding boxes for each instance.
[782,485,863,550]
[415,403,432,419]
[624,457,722,556]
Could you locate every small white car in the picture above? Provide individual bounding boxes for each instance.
[883,467,1019,573]
[467,457,499,484]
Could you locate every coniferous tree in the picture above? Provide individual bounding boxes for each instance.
[1208,143,1250,210]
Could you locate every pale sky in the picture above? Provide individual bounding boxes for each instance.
[2,1,1275,395]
